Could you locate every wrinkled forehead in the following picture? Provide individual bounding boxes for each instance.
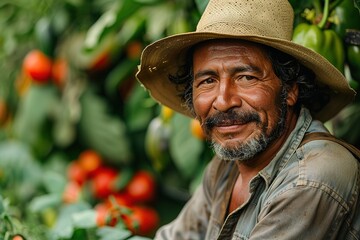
[191,39,271,62]
[190,39,274,72]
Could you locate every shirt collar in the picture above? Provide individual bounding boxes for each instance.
[257,107,313,188]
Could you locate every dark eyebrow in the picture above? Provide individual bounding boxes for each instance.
[194,65,262,80]
[229,65,262,75]
[194,70,217,80]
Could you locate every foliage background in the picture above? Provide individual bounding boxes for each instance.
[0,0,359,239]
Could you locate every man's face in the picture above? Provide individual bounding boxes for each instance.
[192,40,296,161]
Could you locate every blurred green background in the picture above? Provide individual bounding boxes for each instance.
[0,0,359,239]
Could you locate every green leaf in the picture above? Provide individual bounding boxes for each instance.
[133,0,162,4]
[288,0,313,14]
[84,4,118,49]
[113,167,134,190]
[105,58,139,96]
[72,209,97,229]
[0,196,5,215]
[28,193,62,213]
[332,103,360,145]
[128,236,152,240]
[35,17,56,56]
[145,3,175,41]
[12,84,58,157]
[195,0,208,14]
[169,114,203,180]
[124,84,156,132]
[85,0,142,49]
[0,141,42,200]
[52,100,77,148]
[96,226,132,240]
[355,0,360,13]
[51,202,91,239]
[117,12,146,46]
[79,89,132,164]
[42,171,67,194]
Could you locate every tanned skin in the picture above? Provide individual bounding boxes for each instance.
[192,39,299,213]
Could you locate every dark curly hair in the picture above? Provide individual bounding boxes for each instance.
[168,40,330,116]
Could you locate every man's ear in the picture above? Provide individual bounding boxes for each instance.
[286,83,299,107]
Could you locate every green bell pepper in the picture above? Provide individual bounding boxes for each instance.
[347,45,360,82]
[331,0,360,39]
[346,30,360,82]
[292,23,345,73]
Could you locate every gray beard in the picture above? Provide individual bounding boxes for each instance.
[212,89,288,162]
[212,133,269,161]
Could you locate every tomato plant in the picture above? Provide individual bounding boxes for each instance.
[51,58,68,88]
[125,170,156,203]
[91,167,119,199]
[62,181,82,204]
[123,205,160,236]
[22,49,52,83]
[67,161,87,186]
[78,149,103,177]
[105,192,134,208]
[95,202,119,227]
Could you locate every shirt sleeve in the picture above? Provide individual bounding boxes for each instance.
[249,139,359,240]
[154,157,223,240]
[249,185,349,240]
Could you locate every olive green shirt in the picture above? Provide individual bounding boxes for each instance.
[155,108,360,239]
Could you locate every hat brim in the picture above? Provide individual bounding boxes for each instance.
[136,32,356,122]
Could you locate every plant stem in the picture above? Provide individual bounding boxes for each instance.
[313,0,322,15]
[318,0,330,29]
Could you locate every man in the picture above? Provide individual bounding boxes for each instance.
[136,0,359,239]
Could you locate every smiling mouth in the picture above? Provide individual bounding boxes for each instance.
[214,122,251,133]
[216,119,249,127]
[203,109,261,135]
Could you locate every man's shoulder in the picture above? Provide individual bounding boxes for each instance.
[298,138,358,194]
[300,136,358,168]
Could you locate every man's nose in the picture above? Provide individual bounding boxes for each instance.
[213,81,242,112]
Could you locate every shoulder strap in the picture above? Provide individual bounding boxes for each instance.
[300,132,360,159]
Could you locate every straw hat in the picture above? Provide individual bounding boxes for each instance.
[136,0,356,122]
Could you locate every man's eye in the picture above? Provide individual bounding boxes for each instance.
[204,78,215,84]
[198,78,215,86]
[243,75,256,81]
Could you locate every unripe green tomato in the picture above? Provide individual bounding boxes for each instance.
[347,45,360,82]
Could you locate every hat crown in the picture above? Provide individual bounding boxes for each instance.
[197,0,294,40]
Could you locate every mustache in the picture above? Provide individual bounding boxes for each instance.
[203,109,261,131]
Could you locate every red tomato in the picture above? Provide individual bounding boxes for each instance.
[67,161,87,186]
[12,235,24,240]
[95,202,118,227]
[62,181,82,203]
[90,51,110,71]
[123,206,160,236]
[23,49,52,83]
[78,149,103,177]
[52,58,68,88]
[125,170,156,203]
[91,167,119,199]
[105,192,134,208]
[95,203,108,227]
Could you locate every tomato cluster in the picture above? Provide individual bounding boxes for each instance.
[22,49,68,88]
[62,149,159,237]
